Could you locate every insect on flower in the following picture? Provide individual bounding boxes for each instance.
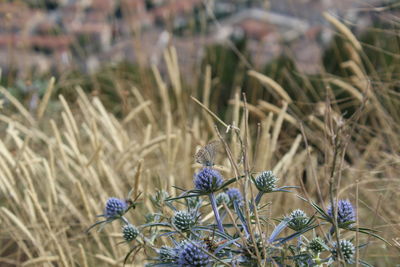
[203,229,228,252]
[195,141,220,167]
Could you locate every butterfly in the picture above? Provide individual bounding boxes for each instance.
[195,140,220,167]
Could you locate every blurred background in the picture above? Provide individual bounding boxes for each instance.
[0,0,399,266]
[0,0,398,107]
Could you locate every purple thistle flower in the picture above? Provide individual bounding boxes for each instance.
[226,188,243,206]
[178,241,211,267]
[194,168,224,193]
[327,199,356,225]
[104,197,127,218]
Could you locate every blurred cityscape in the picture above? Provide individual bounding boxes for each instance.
[0,0,390,81]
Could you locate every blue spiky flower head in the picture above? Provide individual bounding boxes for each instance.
[254,171,278,193]
[194,168,224,193]
[226,188,243,208]
[216,192,230,206]
[172,211,196,231]
[104,197,127,218]
[327,199,356,225]
[308,237,326,254]
[178,241,211,267]
[286,209,309,231]
[331,240,355,264]
[122,224,139,242]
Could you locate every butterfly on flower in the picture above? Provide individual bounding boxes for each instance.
[194,141,220,167]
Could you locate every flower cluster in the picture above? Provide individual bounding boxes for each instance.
[254,170,277,193]
[226,188,243,204]
[178,241,211,266]
[286,209,309,231]
[194,167,224,193]
[104,197,127,218]
[327,199,356,225]
[216,188,243,210]
[172,211,196,231]
[331,239,356,264]
[215,192,230,206]
[308,237,326,254]
[122,224,139,242]
[88,148,383,266]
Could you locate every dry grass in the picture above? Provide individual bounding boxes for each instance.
[0,27,400,267]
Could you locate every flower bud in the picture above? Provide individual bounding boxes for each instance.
[254,171,277,193]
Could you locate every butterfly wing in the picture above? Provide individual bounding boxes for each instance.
[195,140,220,166]
[204,141,219,165]
[195,147,207,165]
